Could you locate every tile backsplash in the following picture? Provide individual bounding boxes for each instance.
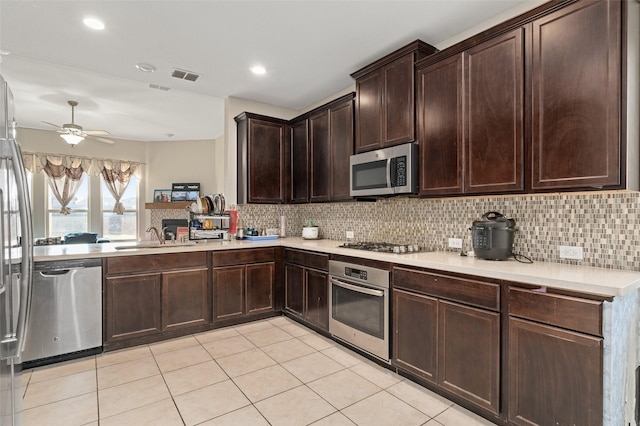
[151,191,640,272]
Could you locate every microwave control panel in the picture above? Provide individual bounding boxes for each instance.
[391,156,407,187]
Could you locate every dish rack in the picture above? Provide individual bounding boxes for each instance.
[188,212,230,241]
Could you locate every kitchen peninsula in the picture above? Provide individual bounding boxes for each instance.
[33,237,640,426]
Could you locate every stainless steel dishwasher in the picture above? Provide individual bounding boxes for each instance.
[22,258,102,364]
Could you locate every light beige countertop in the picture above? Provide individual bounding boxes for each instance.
[34,237,640,298]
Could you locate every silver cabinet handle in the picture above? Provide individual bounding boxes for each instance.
[330,277,384,297]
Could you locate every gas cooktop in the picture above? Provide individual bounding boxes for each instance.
[339,241,424,254]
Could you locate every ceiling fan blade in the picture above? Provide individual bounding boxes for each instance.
[85,130,110,136]
[42,121,62,129]
[87,135,115,145]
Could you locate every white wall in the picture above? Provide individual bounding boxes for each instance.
[145,138,221,200]
[434,0,548,50]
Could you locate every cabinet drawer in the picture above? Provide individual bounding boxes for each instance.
[393,267,499,311]
[509,287,602,336]
[212,248,275,267]
[106,251,207,275]
[284,249,328,271]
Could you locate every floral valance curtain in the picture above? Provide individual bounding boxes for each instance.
[23,153,142,216]
[96,160,141,215]
[28,155,91,215]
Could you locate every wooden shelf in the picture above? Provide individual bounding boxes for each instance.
[145,202,191,210]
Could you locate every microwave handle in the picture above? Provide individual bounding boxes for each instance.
[387,158,393,188]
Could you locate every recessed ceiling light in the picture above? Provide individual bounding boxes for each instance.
[250,65,266,75]
[136,63,157,73]
[83,17,105,30]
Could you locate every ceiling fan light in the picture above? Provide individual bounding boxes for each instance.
[61,133,84,145]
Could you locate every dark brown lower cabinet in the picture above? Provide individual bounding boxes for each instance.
[438,300,500,413]
[508,317,603,426]
[105,273,162,341]
[212,265,245,321]
[284,249,329,330]
[305,269,329,329]
[393,289,438,381]
[212,248,277,322]
[392,267,500,415]
[162,268,210,330]
[104,252,211,349]
[507,284,604,426]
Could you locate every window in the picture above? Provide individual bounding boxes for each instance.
[47,175,88,237]
[101,175,138,241]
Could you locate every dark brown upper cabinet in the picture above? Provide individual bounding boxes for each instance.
[417,29,525,196]
[417,54,464,196]
[530,0,622,190]
[290,117,309,203]
[308,94,354,202]
[351,40,437,153]
[417,0,625,197]
[236,112,289,204]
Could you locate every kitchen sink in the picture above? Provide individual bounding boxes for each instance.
[114,241,199,250]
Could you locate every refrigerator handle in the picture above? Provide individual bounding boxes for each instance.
[10,139,33,356]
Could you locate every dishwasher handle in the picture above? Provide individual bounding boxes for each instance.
[39,269,75,276]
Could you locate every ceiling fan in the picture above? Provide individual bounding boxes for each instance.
[42,100,114,145]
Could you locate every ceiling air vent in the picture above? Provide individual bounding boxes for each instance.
[171,68,200,82]
[149,84,170,91]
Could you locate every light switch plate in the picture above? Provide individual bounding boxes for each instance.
[346,231,354,239]
[448,238,463,249]
[559,245,583,260]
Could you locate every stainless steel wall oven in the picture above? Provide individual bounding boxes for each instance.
[328,260,390,362]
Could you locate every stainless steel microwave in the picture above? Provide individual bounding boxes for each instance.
[350,142,418,197]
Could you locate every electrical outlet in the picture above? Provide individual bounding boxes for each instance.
[346,231,354,239]
[559,245,584,260]
[448,238,463,249]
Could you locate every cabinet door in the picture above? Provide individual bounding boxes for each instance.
[305,269,328,330]
[161,268,210,331]
[285,264,305,317]
[530,1,621,190]
[392,289,438,382]
[290,119,309,203]
[438,300,500,414]
[329,100,354,201]
[508,317,603,426]
[248,118,287,203]
[246,262,275,315]
[310,110,330,202]
[212,266,245,321]
[105,273,162,342]
[383,54,415,147]
[355,70,383,153]
[465,29,524,194]
[417,54,464,196]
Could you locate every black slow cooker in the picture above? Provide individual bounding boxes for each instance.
[470,211,517,260]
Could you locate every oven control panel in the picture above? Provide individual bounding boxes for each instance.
[345,267,367,281]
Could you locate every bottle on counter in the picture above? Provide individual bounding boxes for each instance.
[279,215,286,237]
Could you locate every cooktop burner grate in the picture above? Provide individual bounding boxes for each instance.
[339,241,424,254]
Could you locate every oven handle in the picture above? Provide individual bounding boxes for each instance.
[330,277,385,297]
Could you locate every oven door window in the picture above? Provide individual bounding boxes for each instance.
[331,281,385,339]
[352,159,389,191]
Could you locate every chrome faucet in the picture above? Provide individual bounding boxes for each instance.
[146,226,167,244]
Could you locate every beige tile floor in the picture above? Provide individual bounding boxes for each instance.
[20,316,496,426]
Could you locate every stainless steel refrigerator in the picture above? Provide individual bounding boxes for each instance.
[0,74,33,426]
